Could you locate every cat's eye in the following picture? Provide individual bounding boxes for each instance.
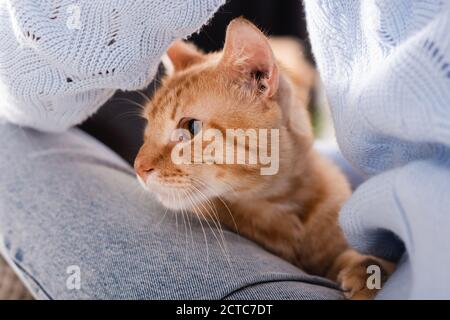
[178,117,202,140]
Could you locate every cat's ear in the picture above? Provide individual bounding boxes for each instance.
[164,40,204,75]
[221,18,279,98]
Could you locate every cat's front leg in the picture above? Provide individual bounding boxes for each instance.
[331,249,396,300]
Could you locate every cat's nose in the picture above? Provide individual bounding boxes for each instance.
[134,158,154,181]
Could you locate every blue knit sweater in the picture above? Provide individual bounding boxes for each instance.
[305,0,450,298]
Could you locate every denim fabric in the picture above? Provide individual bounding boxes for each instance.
[0,122,342,300]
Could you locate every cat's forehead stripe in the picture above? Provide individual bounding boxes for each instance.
[208,121,226,135]
[150,73,203,119]
[170,103,178,120]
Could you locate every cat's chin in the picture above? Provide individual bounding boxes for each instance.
[156,193,191,211]
[153,189,206,211]
[137,176,214,211]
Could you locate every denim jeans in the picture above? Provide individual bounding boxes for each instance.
[0,122,343,299]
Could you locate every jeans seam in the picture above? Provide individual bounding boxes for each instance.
[220,275,341,300]
[12,260,54,300]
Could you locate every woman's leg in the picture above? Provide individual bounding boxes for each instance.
[0,122,342,299]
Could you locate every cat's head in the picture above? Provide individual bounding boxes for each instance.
[135,18,314,210]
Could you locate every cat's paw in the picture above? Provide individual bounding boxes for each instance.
[337,254,395,300]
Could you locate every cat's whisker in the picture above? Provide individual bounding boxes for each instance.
[182,191,195,251]
[135,90,151,104]
[113,110,147,121]
[188,183,232,265]
[191,177,239,235]
[189,179,239,264]
[214,193,239,235]
[205,181,238,233]
[184,190,210,269]
[186,185,227,250]
[155,199,170,228]
[151,73,164,92]
[111,97,147,111]
[130,183,150,204]
[189,185,225,246]
[180,192,195,263]
[189,180,220,219]
[189,177,230,238]
[190,183,227,247]
[172,190,180,238]
[176,192,189,261]
[193,182,234,268]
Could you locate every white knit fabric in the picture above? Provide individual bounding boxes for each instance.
[0,0,224,132]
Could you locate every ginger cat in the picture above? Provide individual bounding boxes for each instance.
[135,18,394,299]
